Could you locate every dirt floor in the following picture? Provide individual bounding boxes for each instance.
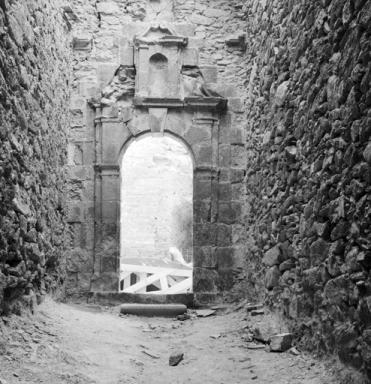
[0,299,347,384]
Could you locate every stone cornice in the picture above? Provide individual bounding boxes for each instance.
[133,96,227,112]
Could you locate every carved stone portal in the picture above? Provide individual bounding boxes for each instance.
[89,21,234,303]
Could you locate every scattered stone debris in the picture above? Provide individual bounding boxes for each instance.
[169,352,184,366]
[289,347,300,356]
[252,327,270,344]
[210,334,222,339]
[246,343,266,350]
[250,309,265,316]
[210,305,231,313]
[141,350,160,359]
[195,309,216,318]
[270,333,293,352]
[176,313,191,321]
[246,303,264,313]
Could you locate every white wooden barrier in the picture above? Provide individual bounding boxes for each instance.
[119,259,193,294]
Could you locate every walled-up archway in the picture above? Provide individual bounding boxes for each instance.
[119,133,194,294]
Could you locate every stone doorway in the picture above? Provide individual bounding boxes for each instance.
[83,22,238,303]
[119,133,194,294]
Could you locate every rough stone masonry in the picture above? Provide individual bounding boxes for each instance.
[0,0,370,379]
[0,0,71,315]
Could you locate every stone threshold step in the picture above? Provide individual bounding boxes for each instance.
[120,303,187,317]
[86,291,194,307]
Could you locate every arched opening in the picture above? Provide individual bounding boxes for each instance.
[148,53,169,98]
[119,133,193,294]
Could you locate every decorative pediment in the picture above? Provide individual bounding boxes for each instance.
[141,24,176,38]
[134,23,187,46]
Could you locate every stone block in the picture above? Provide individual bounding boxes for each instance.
[309,238,330,265]
[265,266,280,290]
[263,246,282,267]
[72,34,92,51]
[363,141,371,164]
[218,183,231,201]
[96,1,120,15]
[77,273,92,292]
[194,199,211,223]
[91,272,119,291]
[70,95,86,112]
[174,23,195,36]
[8,14,24,47]
[216,247,234,269]
[218,202,241,224]
[279,259,296,272]
[68,166,94,181]
[230,127,245,145]
[119,38,134,66]
[185,125,212,145]
[204,9,226,18]
[212,83,237,98]
[102,122,131,163]
[166,111,189,137]
[82,141,95,165]
[232,183,244,201]
[101,256,117,273]
[194,179,211,200]
[188,37,204,49]
[102,105,119,119]
[323,275,351,306]
[217,224,232,247]
[101,223,117,238]
[101,176,119,201]
[231,145,246,168]
[97,63,118,89]
[101,201,119,223]
[121,22,145,39]
[193,144,213,166]
[231,168,245,183]
[228,98,244,113]
[270,333,293,352]
[190,14,213,26]
[219,113,232,144]
[193,268,218,293]
[78,81,99,99]
[219,168,230,182]
[194,223,217,247]
[148,108,167,133]
[275,81,290,107]
[200,66,218,83]
[169,353,184,366]
[67,204,83,223]
[183,48,199,66]
[217,269,235,291]
[12,198,31,217]
[219,144,231,167]
[193,247,217,268]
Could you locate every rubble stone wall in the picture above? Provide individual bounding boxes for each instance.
[240,0,371,376]
[0,0,71,314]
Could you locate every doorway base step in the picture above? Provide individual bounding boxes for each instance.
[120,303,187,317]
[87,291,194,307]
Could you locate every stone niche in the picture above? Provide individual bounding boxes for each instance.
[134,25,186,99]
[89,21,237,303]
